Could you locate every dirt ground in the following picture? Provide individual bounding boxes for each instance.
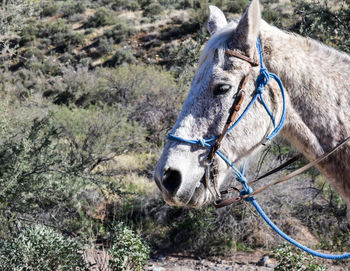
[146,251,275,271]
[84,247,349,270]
[146,251,350,271]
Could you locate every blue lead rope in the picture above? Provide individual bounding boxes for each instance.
[167,38,350,260]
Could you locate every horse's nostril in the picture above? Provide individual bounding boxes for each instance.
[162,168,182,195]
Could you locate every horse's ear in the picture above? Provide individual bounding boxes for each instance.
[207,6,227,36]
[235,0,261,52]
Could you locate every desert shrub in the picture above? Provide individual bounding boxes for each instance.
[42,64,183,145]
[142,2,164,17]
[51,105,149,157]
[43,18,70,38]
[87,7,116,27]
[168,29,208,84]
[0,0,39,37]
[24,56,61,76]
[107,47,136,66]
[227,0,250,13]
[189,0,209,25]
[20,19,40,43]
[2,67,49,99]
[23,46,45,61]
[97,37,115,56]
[60,1,86,18]
[0,0,40,67]
[41,0,59,17]
[20,18,81,48]
[0,100,148,238]
[111,0,140,11]
[167,207,219,252]
[137,0,156,8]
[273,243,327,271]
[68,13,86,23]
[292,0,350,53]
[0,224,88,271]
[111,0,126,10]
[126,1,140,11]
[104,20,136,43]
[66,31,86,46]
[108,222,150,271]
[92,64,185,145]
[0,115,84,215]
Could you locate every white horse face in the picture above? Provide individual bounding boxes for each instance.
[155,1,276,207]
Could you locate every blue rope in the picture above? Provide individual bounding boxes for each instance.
[166,37,350,260]
[256,37,285,140]
[250,198,350,260]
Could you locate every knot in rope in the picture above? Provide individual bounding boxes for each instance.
[257,68,270,89]
[198,138,206,147]
[256,86,264,95]
[240,185,253,201]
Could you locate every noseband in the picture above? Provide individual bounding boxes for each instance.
[168,38,287,202]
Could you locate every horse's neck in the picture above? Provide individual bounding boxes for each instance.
[261,24,350,160]
[260,24,350,210]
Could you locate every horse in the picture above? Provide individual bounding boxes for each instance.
[154,0,350,222]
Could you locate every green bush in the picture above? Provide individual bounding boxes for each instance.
[20,19,40,43]
[227,0,250,13]
[292,0,350,53]
[97,37,115,56]
[111,0,127,10]
[41,0,59,17]
[108,222,150,271]
[273,243,327,271]
[0,102,146,236]
[60,1,86,18]
[87,7,116,27]
[43,18,69,38]
[0,224,88,271]
[142,2,164,17]
[126,1,140,11]
[104,21,136,43]
[107,47,136,66]
[51,105,149,156]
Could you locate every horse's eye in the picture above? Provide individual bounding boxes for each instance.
[213,84,232,97]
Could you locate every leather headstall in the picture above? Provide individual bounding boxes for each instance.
[207,50,259,163]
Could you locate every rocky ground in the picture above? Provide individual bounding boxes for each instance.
[146,252,349,271]
[146,251,275,271]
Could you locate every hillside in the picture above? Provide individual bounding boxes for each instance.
[0,0,349,270]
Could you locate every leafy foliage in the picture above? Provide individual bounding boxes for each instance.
[87,7,117,27]
[143,2,164,17]
[226,0,250,13]
[273,243,327,271]
[292,0,350,53]
[104,21,136,43]
[108,222,150,271]
[0,224,88,271]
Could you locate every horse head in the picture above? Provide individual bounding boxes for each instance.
[155,0,284,207]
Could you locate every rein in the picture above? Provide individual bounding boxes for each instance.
[167,38,350,260]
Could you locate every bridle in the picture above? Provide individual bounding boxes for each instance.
[168,38,287,204]
[166,37,350,260]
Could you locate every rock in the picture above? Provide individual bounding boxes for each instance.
[257,255,269,266]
